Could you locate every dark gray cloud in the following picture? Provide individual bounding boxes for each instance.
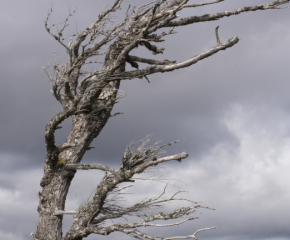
[1,0,290,239]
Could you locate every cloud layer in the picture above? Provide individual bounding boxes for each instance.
[1,0,290,239]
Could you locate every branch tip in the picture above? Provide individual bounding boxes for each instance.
[215,25,221,45]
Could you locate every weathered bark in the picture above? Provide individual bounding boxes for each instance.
[36,99,116,239]
[36,44,123,240]
[34,0,289,239]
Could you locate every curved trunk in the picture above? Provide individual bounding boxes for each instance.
[35,82,120,240]
[35,33,127,240]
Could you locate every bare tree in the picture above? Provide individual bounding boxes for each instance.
[32,0,289,239]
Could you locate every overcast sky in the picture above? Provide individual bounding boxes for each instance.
[1,0,290,240]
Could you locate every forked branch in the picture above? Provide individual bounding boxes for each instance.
[107,36,239,81]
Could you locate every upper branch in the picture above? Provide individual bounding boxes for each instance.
[126,55,176,67]
[44,8,72,53]
[72,0,123,58]
[79,21,126,59]
[108,36,239,81]
[183,0,225,9]
[167,0,290,27]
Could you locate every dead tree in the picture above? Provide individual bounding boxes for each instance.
[33,0,289,239]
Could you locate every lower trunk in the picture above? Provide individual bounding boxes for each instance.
[36,171,74,240]
[36,53,123,238]
[35,80,120,239]
[36,113,109,239]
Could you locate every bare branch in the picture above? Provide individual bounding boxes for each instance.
[43,66,54,82]
[167,0,290,27]
[64,163,116,173]
[44,7,73,53]
[83,185,215,240]
[191,227,217,239]
[108,36,239,81]
[127,55,176,66]
[72,0,123,57]
[80,20,128,58]
[183,0,224,9]
[145,152,188,166]
[123,226,217,240]
[215,25,221,45]
[53,210,77,216]
[44,109,75,153]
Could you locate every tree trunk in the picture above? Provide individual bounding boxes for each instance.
[36,80,120,239]
[35,36,124,236]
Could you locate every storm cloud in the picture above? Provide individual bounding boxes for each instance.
[0,0,290,239]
